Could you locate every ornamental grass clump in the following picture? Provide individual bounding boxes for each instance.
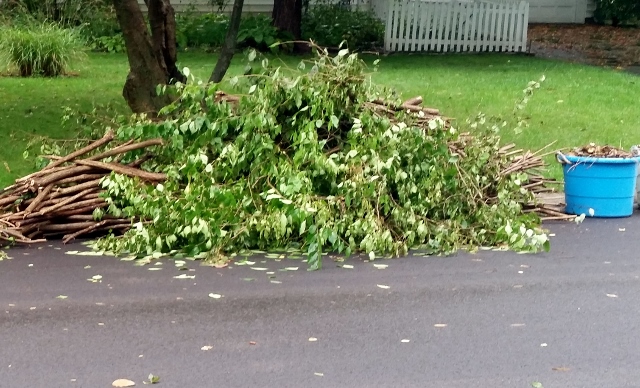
[0,22,85,77]
[94,48,548,269]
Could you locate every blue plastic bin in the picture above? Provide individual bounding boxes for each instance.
[558,154,640,218]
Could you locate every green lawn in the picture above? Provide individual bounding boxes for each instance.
[1,51,639,188]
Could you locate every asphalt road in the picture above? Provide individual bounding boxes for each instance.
[2,218,640,388]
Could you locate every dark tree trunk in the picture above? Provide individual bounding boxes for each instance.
[209,0,245,83]
[148,0,186,84]
[272,0,302,40]
[112,0,183,115]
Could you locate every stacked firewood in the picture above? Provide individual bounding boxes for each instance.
[0,130,165,245]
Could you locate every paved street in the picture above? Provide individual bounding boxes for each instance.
[1,218,640,388]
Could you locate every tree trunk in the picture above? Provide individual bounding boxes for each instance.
[209,0,245,83]
[112,0,183,115]
[272,0,302,40]
[148,0,186,84]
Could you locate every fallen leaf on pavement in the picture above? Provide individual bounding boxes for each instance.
[143,374,160,384]
[208,293,222,299]
[540,343,548,347]
[112,379,136,387]
[249,341,257,345]
[250,267,268,271]
[552,366,570,372]
[314,372,324,377]
[173,274,195,279]
[373,264,388,269]
[201,345,213,351]
[401,339,410,343]
[434,324,447,328]
[510,323,525,327]
[308,337,318,342]
[87,275,102,283]
[342,264,354,269]
[377,284,390,289]
[56,295,68,299]
[619,228,626,232]
[606,293,618,298]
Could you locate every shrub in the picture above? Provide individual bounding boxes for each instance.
[0,22,86,77]
[176,13,290,51]
[0,0,111,27]
[594,0,640,26]
[302,3,385,50]
[238,14,291,52]
[89,33,126,54]
[176,12,228,49]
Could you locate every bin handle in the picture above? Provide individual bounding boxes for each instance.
[556,152,571,165]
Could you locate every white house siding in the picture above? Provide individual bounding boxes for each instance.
[527,0,595,23]
[0,0,597,23]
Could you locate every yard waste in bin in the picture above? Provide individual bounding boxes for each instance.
[557,153,640,218]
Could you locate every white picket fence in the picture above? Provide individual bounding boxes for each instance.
[384,0,529,53]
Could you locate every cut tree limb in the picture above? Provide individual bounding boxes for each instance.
[41,129,115,172]
[65,159,166,181]
[24,184,53,215]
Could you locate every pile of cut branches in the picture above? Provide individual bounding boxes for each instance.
[1,49,560,269]
[0,130,165,245]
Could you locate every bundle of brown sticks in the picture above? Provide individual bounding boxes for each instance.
[0,130,165,245]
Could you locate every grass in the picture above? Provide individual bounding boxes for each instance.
[1,51,639,188]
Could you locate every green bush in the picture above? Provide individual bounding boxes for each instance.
[176,13,290,51]
[89,33,126,54]
[238,14,291,52]
[0,0,111,27]
[0,23,86,77]
[594,0,640,25]
[302,3,385,50]
[176,12,228,49]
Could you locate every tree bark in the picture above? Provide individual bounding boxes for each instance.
[209,0,245,83]
[112,0,183,115]
[272,0,302,40]
[148,0,186,84]
[272,0,308,52]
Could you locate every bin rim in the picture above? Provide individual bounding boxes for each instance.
[556,153,640,165]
